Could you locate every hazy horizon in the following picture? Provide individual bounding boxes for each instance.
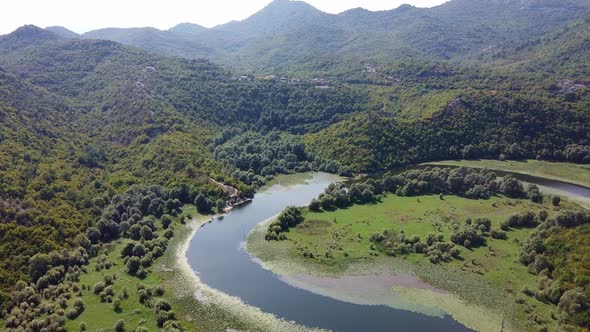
[1,0,449,35]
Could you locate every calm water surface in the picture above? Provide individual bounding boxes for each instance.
[187,173,472,332]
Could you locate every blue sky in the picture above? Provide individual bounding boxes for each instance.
[1,0,449,34]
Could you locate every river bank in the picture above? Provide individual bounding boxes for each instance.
[245,169,590,332]
[169,207,323,332]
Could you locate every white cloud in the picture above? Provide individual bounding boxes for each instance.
[0,0,449,34]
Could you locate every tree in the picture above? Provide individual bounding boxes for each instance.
[552,195,561,206]
[128,224,141,240]
[113,298,122,313]
[500,175,525,198]
[114,319,125,332]
[140,225,153,240]
[29,254,50,281]
[86,227,102,244]
[526,184,543,203]
[216,199,225,213]
[309,198,321,212]
[194,194,212,213]
[132,244,146,257]
[126,257,141,274]
[161,215,172,229]
[320,195,334,210]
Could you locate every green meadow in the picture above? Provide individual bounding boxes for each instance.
[249,194,581,331]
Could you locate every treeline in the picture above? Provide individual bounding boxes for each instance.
[310,167,543,212]
[265,167,540,242]
[306,94,590,172]
[519,210,590,329]
[1,184,220,330]
[214,130,351,187]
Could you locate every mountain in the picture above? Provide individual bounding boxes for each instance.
[70,0,590,72]
[0,25,59,53]
[217,0,331,36]
[81,27,217,59]
[45,25,79,38]
[169,22,207,34]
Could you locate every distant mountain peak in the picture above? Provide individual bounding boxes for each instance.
[8,25,58,40]
[169,23,207,34]
[264,0,318,10]
[229,0,327,34]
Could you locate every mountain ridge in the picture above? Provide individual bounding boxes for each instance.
[21,0,589,73]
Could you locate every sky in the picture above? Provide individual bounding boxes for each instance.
[0,0,449,34]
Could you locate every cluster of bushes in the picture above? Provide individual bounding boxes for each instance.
[370,230,460,263]
[265,207,304,240]
[450,218,492,248]
[87,185,214,243]
[501,211,540,230]
[121,238,168,278]
[310,182,377,212]
[519,210,590,329]
[3,261,87,331]
[134,284,182,330]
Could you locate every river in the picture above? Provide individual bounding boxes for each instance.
[185,170,590,332]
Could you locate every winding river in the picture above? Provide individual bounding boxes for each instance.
[186,171,590,332]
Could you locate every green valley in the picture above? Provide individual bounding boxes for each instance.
[1,0,590,331]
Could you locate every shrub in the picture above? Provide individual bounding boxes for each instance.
[65,307,81,319]
[161,215,172,229]
[502,211,538,229]
[137,267,148,279]
[154,286,165,297]
[451,227,485,248]
[156,310,175,327]
[113,297,122,312]
[93,282,105,295]
[490,229,508,240]
[126,257,141,274]
[164,229,174,239]
[309,199,321,212]
[114,319,125,332]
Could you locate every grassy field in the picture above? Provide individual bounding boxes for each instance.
[62,206,251,332]
[248,194,580,331]
[425,159,590,188]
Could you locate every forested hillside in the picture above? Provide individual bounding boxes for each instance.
[306,95,590,171]
[0,25,369,305]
